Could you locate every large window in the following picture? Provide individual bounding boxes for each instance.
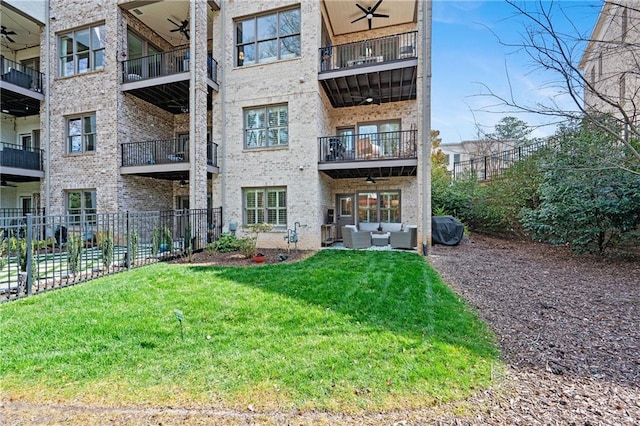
[236,8,300,66]
[358,120,401,156]
[67,190,97,225]
[67,114,96,153]
[59,24,106,76]
[244,105,288,148]
[244,187,287,226]
[358,191,400,223]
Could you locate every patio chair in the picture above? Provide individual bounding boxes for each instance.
[342,226,371,249]
[390,226,417,249]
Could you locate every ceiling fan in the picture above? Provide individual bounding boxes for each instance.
[351,0,389,30]
[168,18,190,40]
[1,26,17,43]
[349,91,381,106]
[365,175,388,184]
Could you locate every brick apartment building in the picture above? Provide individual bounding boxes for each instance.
[0,0,430,251]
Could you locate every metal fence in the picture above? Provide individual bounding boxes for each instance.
[0,141,44,171]
[121,47,218,83]
[0,208,222,302]
[318,130,417,163]
[452,140,550,181]
[0,55,44,93]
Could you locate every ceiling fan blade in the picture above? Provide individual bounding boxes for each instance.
[6,35,15,43]
[355,3,368,14]
[372,13,389,18]
[370,0,384,14]
[7,30,17,35]
[168,18,180,26]
[170,28,181,32]
[351,15,367,24]
[368,18,372,30]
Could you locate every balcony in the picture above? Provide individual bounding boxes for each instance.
[0,141,45,183]
[318,32,418,108]
[0,56,44,117]
[121,47,219,113]
[120,138,219,180]
[318,130,418,179]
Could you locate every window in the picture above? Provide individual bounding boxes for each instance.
[244,104,288,148]
[67,113,96,153]
[59,24,105,76]
[67,190,97,225]
[453,153,461,163]
[236,8,300,66]
[358,120,401,156]
[244,187,287,226]
[358,191,400,223]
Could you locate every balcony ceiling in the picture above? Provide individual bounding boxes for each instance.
[0,3,42,52]
[319,60,418,108]
[320,164,417,180]
[0,89,40,117]
[120,0,216,47]
[323,0,417,36]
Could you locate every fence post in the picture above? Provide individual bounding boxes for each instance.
[483,156,488,181]
[25,213,33,296]
[126,211,131,269]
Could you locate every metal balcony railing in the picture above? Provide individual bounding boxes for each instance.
[121,47,218,83]
[0,56,44,93]
[318,130,417,163]
[319,31,417,72]
[0,141,44,171]
[121,138,190,166]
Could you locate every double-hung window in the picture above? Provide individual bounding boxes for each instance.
[358,190,400,223]
[244,187,287,226]
[244,105,288,148]
[59,24,106,76]
[67,113,96,154]
[67,190,97,225]
[236,8,300,66]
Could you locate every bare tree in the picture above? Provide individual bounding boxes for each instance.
[481,0,640,175]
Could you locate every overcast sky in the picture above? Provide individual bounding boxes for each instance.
[432,0,602,144]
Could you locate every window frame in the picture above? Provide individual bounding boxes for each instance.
[66,113,97,154]
[66,189,97,226]
[357,190,401,224]
[235,7,301,67]
[243,187,287,227]
[244,104,289,149]
[59,23,106,77]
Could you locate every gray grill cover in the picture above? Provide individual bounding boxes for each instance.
[432,216,464,246]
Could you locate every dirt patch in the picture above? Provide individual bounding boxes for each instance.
[169,248,316,266]
[2,235,639,424]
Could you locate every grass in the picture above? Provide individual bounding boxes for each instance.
[0,250,501,413]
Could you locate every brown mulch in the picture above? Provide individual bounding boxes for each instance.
[2,235,639,424]
[168,248,316,266]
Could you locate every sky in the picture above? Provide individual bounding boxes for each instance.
[432,0,603,144]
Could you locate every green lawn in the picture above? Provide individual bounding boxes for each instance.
[0,250,501,413]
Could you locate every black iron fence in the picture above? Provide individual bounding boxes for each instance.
[0,141,44,171]
[0,55,44,93]
[0,208,223,302]
[121,47,218,83]
[319,31,417,72]
[318,130,417,163]
[453,140,550,181]
[121,139,218,167]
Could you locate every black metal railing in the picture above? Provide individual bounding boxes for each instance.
[0,56,44,93]
[319,31,417,72]
[453,140,550,181]
[207,142,218,166]
[0,141,44,171]
[318,130,417,163]
[121,48,218,83]
[0,208,223,302]
[121,138,190,166]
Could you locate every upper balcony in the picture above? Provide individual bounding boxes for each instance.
[318,129,418,179]
[0,56,44,117]
[0,141,45,183]
[120,137,219,180]
[318,32,418,108]
[121,47,219,114]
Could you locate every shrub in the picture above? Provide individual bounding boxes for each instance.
[207,233,243,253]
[130,230,139,265]
[152,225,173,256]
[100,233,114,269]
[67,235,83,275]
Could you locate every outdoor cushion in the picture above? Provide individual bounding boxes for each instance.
[358,222,379,233]
[381,223,402,233]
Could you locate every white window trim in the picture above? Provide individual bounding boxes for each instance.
[244,104,289,149]
[243,187,287,227]
[59,23,106,77]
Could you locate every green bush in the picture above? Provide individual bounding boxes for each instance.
[152,225,173,256]
[207,233,243,253]
[100,233,114,269]
[67,235,82,275]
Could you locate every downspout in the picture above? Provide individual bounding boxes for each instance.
[220,0,227,227]
[421,0,433,255]
[44,0,51,216]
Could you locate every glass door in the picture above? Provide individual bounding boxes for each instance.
[335,193,355,240]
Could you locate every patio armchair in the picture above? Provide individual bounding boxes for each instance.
[390,225,417,249]
[342,226,371,249]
